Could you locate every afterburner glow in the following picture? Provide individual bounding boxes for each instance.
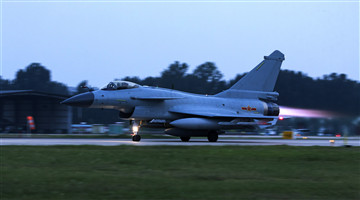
[279,106,334,118]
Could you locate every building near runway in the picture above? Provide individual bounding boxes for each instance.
[0,90,71,133]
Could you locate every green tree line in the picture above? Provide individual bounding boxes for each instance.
[1,62,359,125]
[0,63,68,95]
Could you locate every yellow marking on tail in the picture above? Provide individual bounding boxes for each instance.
[256,61,264,71]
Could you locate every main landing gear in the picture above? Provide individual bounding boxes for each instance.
[179,131,219,142]
[180,136,191,142]
[207,131,218,142]
[131,121,141,142]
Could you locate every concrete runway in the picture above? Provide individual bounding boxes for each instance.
[1,137,359,147]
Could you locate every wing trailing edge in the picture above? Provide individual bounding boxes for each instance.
[130,96,183,101]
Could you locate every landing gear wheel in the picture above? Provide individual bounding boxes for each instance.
[208,131,218,142]
[180,136,191,142]
[132,135,141,142]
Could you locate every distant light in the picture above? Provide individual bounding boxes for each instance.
[279,116,284,120]
[302,137,308,139]
[336,134,341,137]
[329,140,335,143]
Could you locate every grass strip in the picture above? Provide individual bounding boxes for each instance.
[1,146,359,200]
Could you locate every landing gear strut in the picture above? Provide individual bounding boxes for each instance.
[207,131,218,142]
[180,136,190,142]
[131,121,141,142]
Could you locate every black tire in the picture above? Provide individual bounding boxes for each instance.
[207,131,218,142]
[180,136,190,142]
[132,135,141,142]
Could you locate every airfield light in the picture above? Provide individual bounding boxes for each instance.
[302,137,308,139]
[329,140,335,143]
[336,134,341,137]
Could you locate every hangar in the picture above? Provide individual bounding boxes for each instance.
[0,90,71,133]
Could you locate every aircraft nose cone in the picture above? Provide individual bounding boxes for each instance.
[61,92,94,107]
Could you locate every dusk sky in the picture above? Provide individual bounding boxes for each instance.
[1,1,359,87]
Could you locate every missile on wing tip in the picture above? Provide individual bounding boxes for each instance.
[170,118,220,130]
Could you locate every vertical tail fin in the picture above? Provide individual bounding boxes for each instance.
[230,50,285,92]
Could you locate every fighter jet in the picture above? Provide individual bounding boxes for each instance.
[61,50,285,142]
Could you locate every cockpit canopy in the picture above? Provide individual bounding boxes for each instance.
[101,81,140,90]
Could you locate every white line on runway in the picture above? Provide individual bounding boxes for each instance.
[1,138,359,147]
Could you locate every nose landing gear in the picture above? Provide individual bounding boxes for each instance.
[131,121,141,142]
[132,134,141,142]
